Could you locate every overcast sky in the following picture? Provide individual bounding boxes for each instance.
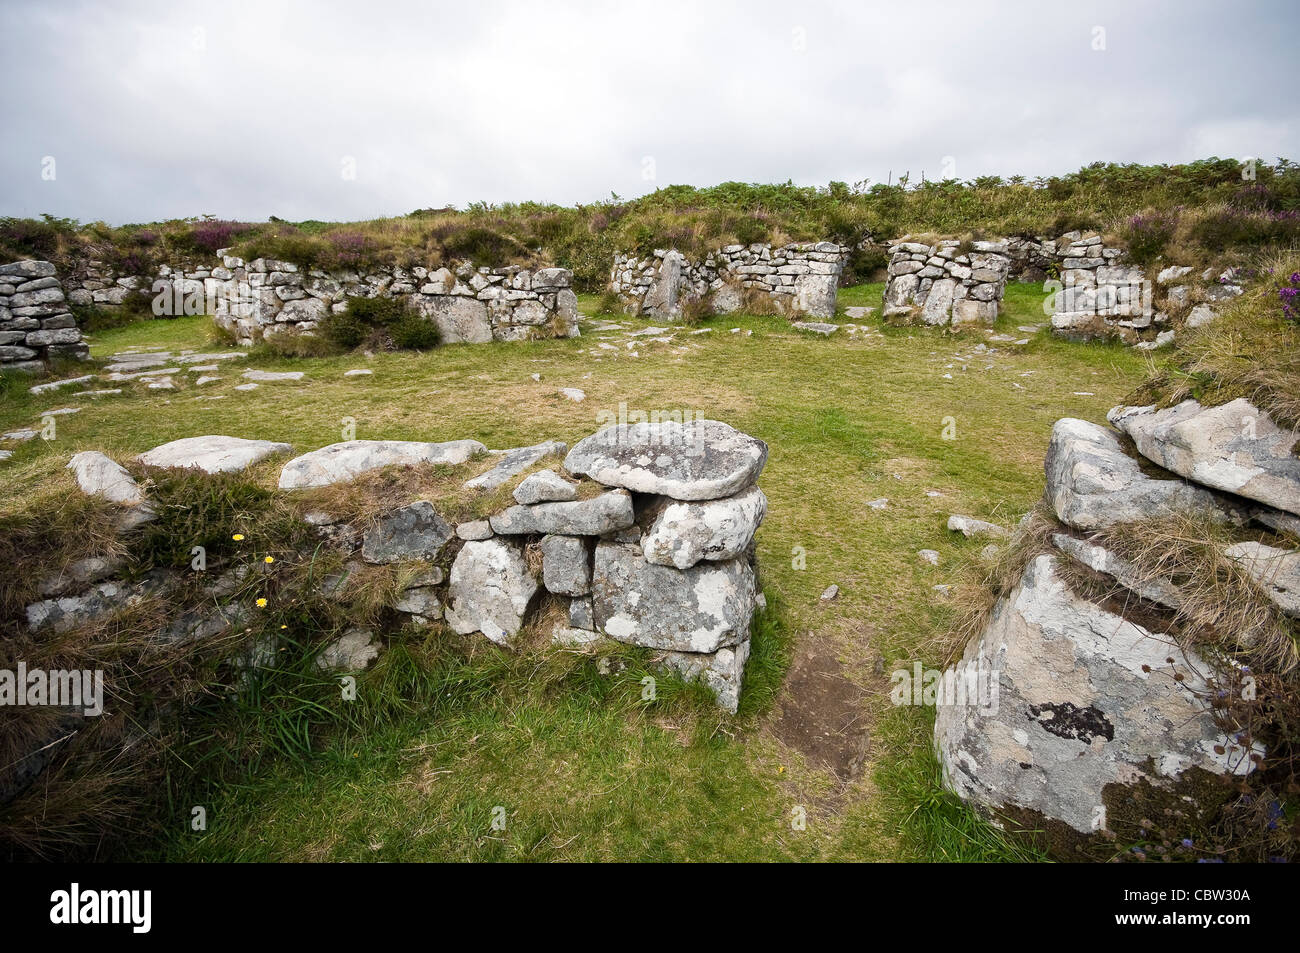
[3,0,1297,225]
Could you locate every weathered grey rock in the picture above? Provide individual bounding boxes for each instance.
[278,439,487,489]
[1224,541,1300,618]
[361,501,454,564]
[490,489,634,536]
[38,556,124,598]
[138,435,292,474]
[552,625,604,647]
[569,595,595,630]
[316,628,381,672]
[947,514,1009,539]
[1044,418,1244,530]
[791,321,838,336]
[642,251,685,319]
[392,585,443,622]
[29,375,94,395]
[791,274,839,320]
[66,451,147,506]
[463,440,566,491]
[0,260,57,279]
[658,640,751,713]
[444,538,540,647]
[921,278,958,325]
[456,519,493,541]
[1156,265,1193,284]
[1254,506,1300,538]
[934,554,1259,834]
[26,576,166,634]
[564,419,768,501]
[1109,399,1300,517]
[1050,533,1184,610]
[513,468,578,504]
[641,485,767,570]
[541,534,592,596]
[417,295,491,344]
[591,541,755,652]
[162,602,249,645]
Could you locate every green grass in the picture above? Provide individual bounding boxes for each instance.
[0,283,1152,861]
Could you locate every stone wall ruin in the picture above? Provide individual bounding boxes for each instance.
[609,242,850,321]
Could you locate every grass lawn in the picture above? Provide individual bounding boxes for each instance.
[0,283,1153,861]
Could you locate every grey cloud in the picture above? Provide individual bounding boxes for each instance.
[2,0,1296,224]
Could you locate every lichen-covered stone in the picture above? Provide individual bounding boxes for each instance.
[591,541,755,653]
[361,501,454,564]
[934,554,1259,834]
[278,439,486,489]
[1044,418,1244,530]
[444,538,540,647]
[640,485,766,569]
[564,419,767,502]
[138,435,292,474]
[540,534,591,596]
[489,490,634,536]
[1109,399,1300,517]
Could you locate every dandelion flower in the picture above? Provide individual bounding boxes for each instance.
[232,533,245,541]
[256,597,267,608]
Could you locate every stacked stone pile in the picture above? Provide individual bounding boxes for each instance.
[882,240,1011,325]
[934,395,1300,842]
[609,242,849,321]
[0,260,90,371]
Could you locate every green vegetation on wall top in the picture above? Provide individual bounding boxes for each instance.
[2,157,1298,292]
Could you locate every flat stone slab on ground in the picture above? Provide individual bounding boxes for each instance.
[278,438,487,489]
[29,376,94,395]
[138,435,292,474]
[242,369,305,382]
[67,450,148,505]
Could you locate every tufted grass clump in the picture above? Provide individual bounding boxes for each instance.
[1126,249,1300,428]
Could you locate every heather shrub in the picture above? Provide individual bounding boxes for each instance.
[1120,210,1178,264]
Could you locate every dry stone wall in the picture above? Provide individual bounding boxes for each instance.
[609,242,850,321]
[882,240,1011,325]
[35,420,767,723]
[62,253,579,347]
[0,260,90,372]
